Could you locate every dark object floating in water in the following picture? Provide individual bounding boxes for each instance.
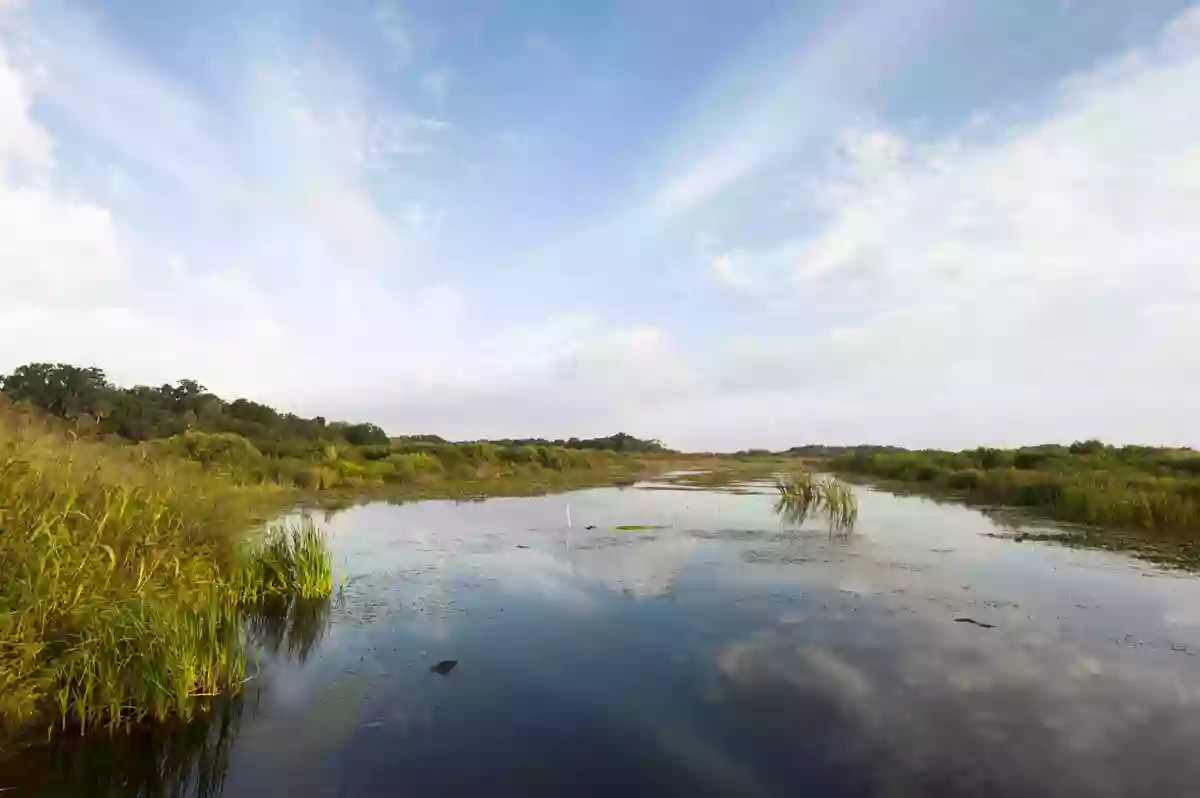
[430,660,459,675]
[954,617,996,628]
[516,544,530,549]
[585,525,597,530]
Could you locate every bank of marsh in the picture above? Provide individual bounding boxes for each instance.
[0,399,334,735]
[830,446,1200,539]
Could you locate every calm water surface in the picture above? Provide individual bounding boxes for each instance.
[7,476,1200,797]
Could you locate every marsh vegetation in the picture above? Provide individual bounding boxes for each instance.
[0,399,334,735]
[774,471,859,533]
[0,363,669,496]
[829,443,1200,535]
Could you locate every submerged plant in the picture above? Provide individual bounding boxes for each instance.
[774,471,859,534]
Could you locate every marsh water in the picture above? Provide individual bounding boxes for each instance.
[7,475,1200,797]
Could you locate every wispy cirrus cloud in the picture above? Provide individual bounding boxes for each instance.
[651,0,962,218]
[690,5,1200,447]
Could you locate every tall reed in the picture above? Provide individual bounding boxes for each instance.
[0,399,333,734]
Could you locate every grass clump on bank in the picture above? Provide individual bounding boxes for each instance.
[0,399,333,735]
[830,444,1200,534]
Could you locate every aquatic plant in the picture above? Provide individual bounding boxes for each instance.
[234,518,334,601]
[774,471,859,534]
[0,399,334,734]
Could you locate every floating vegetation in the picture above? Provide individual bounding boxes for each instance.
[774,471,859,534]
[613,524,668,531]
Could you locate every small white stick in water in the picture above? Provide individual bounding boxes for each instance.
[566,504,573,529]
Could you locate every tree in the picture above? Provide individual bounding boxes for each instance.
[0,363,113,420]
[341,422,389,447]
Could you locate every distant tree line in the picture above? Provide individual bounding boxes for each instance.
[0,363,390,447]
[477,432,670,454]
[0,362,671,456]
[780,444,907,458]
[0,362,674,491]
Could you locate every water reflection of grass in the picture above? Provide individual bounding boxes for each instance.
[656,460,788,490]
[311,461,699,508]
[0,593,330,796]
[246,593,334,664]
[0,694,245,798]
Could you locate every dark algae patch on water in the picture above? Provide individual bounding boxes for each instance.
[7,476,1200,797]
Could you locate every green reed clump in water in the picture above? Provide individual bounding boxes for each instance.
[234,518,334,601]
[775,471,859,534]
[0,400,333,734]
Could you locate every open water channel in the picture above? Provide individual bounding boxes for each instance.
[6,474,1200,797]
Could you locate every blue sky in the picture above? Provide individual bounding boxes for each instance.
[2,0,1198,449]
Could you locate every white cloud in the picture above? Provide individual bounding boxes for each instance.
[1164,5,1200,51]
[651,0,960,217]
[0,5,466,400]
[0,45,49,170]
[0,184,126,293]
[691,6,1200,447]
[709,252,760,294]
[0,44,126,302]
[93,306,141,330]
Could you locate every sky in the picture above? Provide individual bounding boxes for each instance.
[1,0,1198,450]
